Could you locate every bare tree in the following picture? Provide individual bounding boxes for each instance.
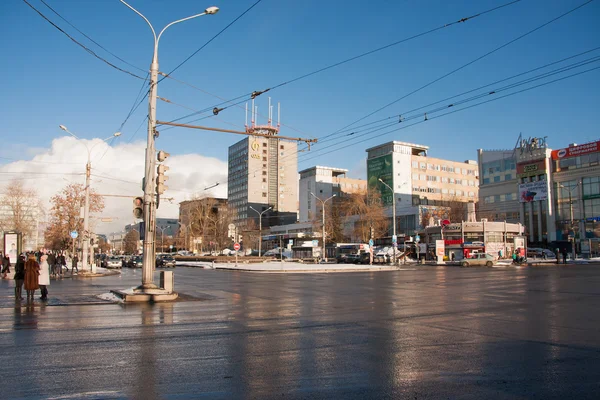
[123,230,140,254]
[341,189,388,242]
[44,183,104,250]
[0,180,44,248]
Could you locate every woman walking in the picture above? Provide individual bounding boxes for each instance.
[24,254,40,301]
[14,255,25,300]
[39,254,50,300]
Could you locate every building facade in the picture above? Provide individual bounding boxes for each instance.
[366,141,479,236]
[298,166,367,222]
[228,136,298,228]
[477,149,519,223]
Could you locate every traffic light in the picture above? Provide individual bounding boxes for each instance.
[157,150,170,162]
[156,164,169,194]
[156,150,169,195]
[133,197,144,219]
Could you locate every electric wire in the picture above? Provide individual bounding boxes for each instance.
[329,46,600,136]
[323,0,596,142]
[22,0,146,80]
[160,0,264,81]
[162,0,523,125]
[299,65,600,163]
[39,0,146,73]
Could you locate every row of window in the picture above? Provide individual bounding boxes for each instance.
[411,161,477,176]
[412,187,475,197]
[482,173,516,184]
[555,152,600,172]
[483,193,518,203]
[481,158,516,177]
[412,174,476,186]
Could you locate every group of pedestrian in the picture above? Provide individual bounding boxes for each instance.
[8,249,80,302]
[12,253,49,301]
[556,247,569,264]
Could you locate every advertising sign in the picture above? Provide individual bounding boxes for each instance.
[551,140,600,160]
[519,181,548,203]
[367,154,393,206]
[435,240,445,257]
[3,232,20,262]
[516,159,546,178]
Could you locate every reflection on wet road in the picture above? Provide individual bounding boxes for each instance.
[1,265,600,399]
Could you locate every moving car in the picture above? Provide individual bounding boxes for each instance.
[127,255,142,268]
[105,256,122,269]
[156,255,176,268]
[461,253,496,267]
[527,248,556,259]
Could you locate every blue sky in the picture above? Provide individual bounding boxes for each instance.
[2,0,599,180]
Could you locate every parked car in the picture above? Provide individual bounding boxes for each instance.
[106,256,122,269]
[461,253,496,267]
[342,254,361,264]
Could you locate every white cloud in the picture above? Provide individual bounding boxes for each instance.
[0,136,227,235]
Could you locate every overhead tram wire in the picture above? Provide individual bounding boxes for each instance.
[159,73,315,137]
[161,0,523,126]
[39,0,146,73]
[299,65,600,163]
[22,0,146,80]
[159,0,264,82]
[187,54,600,196]
[324,0,596,141]
[260,1,599,169]
[326,46,600,137]
[298,56,600,159]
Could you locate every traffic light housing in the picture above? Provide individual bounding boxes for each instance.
[157,150,170,162]
[133,197,144,219]
[156,164,169,195]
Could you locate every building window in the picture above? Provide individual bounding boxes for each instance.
[262,178,266,182]
[263,143,267,147]
[262,192,267,197]
[263,157,267,161]
[263,150,267,154]
[280,145,284,149]
[262,171,267,176]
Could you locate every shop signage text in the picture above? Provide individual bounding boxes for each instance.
[551,140,600,160]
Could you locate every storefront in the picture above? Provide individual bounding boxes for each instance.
[419,220,525,260]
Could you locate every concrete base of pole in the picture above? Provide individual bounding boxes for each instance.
[111,289,178,302]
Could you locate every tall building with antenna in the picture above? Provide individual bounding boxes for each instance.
[228,98,298,229]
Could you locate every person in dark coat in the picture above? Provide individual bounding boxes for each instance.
[48,252,57,277]
[24,254,40,301]
[71,254,79,274]
[14,255,25,300]
[57,252,66,277]
[1,253,10,279]
[562,248,568,264]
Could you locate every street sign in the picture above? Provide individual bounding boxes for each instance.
[392,235,397,244]
[289,239,293,245]
[228,223,236,230]
[415,235,420,243]
[369,239,374,246]
[70,231,78,239]
[312,240,319,247]
[233,242,241,251]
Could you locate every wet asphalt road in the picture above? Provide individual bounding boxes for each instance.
[1,265,600,399]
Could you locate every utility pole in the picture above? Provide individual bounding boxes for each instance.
[310,193,336,262]
[379,178,397,265]
[250,206,272,256]
[119,1,219,291]
[558,182,579,261]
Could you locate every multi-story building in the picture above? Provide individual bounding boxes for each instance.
[228,108,298,229]
[298,166,367,222]
[366,141,479,236]
[477,149,519,223]
[179,197,228,251]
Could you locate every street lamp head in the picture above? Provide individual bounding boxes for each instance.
[113,132,122,137]
[59,125,68,131]
[378,178,383,183]
[205,6,219,14]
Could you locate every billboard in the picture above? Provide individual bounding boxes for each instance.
[551,140,600,160]
[519,181,548,203]
[367,154,393,206]
[516,159,546,178]
[3,232,20,263]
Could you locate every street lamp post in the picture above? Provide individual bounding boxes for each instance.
[156,225,170,253]
[249,206,272,256]
[378,178,397,265]
[120,1,219,289]
[59,125,120,273]
[310,193,336,262]
[558,182,579,260]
